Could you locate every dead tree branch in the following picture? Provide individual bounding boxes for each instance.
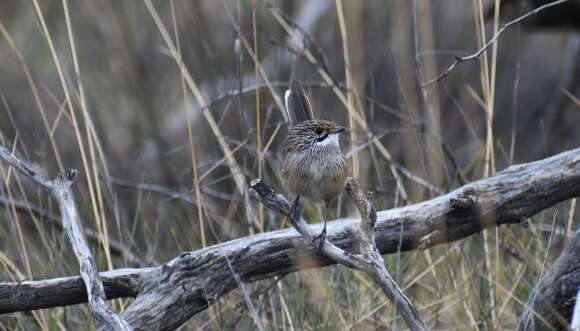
[250,178,427,330]
[518,229,580,331]
[2,148,580,330]
[422,0,571,86]
[0,268,148,313]
[0,146,132,330]
[346,179,426,330]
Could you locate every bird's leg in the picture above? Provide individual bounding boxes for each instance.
[317,201,330,251]
[289,196,300,222]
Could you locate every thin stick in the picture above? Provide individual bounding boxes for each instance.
[252,0,265,233]
[422,0,571,86]
[5,148,580,329]
[143,0,247,197]
[336,0,359,179]
[32,0,108,267]
[250,178,427,330]
[0,146,131,330]
[169,0,206,249]
[62,0,114,274]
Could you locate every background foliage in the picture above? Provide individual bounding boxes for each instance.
[1,0,579,329]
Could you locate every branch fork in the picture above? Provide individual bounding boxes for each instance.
[250,177,427,331]
[4,148,580,329]
[0,146,131,331]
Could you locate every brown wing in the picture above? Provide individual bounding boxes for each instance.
[284,80,313,126]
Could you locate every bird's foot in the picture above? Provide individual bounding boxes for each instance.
[316,226,327,252]
[289,196,301,222]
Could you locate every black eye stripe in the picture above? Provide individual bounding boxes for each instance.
[316,133,328,142]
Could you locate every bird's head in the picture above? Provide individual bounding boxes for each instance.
[284,119,346,153]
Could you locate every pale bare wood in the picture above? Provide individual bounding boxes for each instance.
[0,146,131,330]
[2,147,580,330]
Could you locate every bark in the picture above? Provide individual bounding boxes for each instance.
[0,146,132,330]
[250,177,427,330]
[1,147,580,330]
[518,230,580,331]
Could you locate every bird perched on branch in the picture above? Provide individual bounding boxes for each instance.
[281,80,348,249]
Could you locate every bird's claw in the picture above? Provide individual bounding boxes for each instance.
[316,227,327,252]
[315,224,326,252]
[289,196,300,222]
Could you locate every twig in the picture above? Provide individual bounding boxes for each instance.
[0,196,145,266]
[249,179,363,267]
[344,179,427,331]
[4,148,580,329]
[249,177,427,331]
[411,0,435,191]
[422,0,571,86]
[0,146,131,331]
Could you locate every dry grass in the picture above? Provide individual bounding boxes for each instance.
[1,0,579,330]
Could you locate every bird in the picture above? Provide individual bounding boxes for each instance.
[281,80,348,250]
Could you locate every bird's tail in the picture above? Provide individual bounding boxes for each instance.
[284,80,313,126]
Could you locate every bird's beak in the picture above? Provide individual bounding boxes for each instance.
[329,126,346,134]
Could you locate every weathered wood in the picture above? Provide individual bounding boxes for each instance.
[2,147,580,330]
[0,146,132,330]
[251,177,427,330]
[344,179,426,330]
[518,230,580,331]
[0,268,147,313]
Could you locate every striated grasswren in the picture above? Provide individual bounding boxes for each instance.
[281,80,348,248]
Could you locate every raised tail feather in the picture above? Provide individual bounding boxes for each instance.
[284,80,313,126]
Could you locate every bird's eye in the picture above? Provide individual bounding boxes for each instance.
[314,127,323,135]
